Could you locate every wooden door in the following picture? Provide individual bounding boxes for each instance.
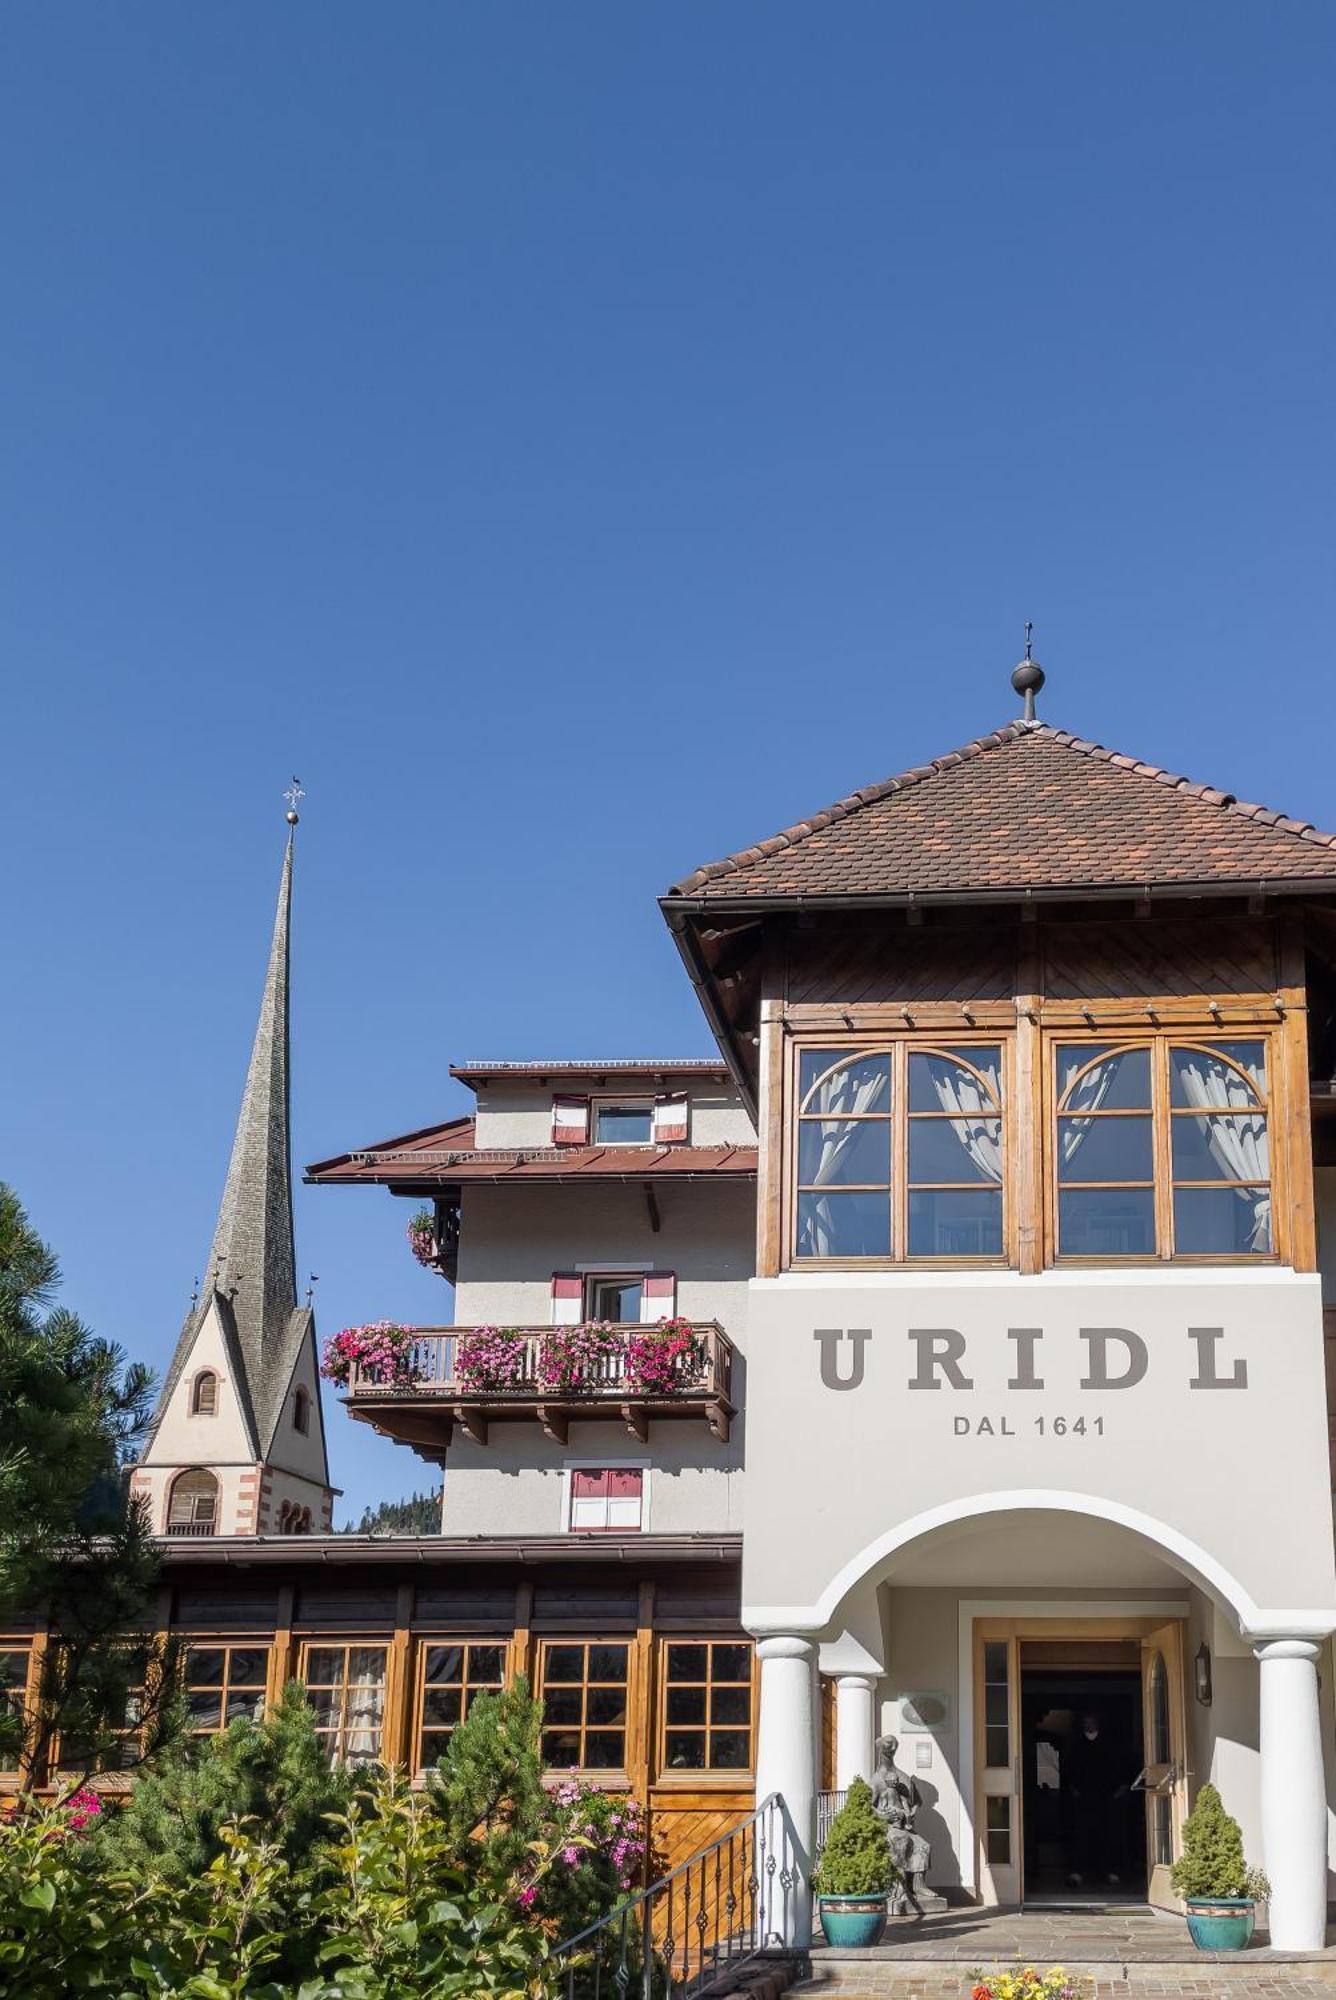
[1137,1620,1186,1910]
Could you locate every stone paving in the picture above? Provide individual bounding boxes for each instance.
[789,1908,1336,2000]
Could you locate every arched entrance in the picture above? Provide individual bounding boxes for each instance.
[750,1493,1333,1948]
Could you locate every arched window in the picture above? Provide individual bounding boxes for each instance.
[191,1370,218,1417]
[166,1468,220,1537]
[293,1386,310,1435]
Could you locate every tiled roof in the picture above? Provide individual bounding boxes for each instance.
[450,1059,731,1083]
[665,722,1336,903]
[305,1117,757,1187]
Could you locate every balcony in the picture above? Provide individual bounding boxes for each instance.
[340,1321,736,1457]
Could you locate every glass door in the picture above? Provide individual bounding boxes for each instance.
[976,1631,1020,1903]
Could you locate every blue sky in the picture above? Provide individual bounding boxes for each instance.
[3,3,1332,1522]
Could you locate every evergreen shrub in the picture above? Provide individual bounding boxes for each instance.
[1170,1782,1269,1902]
[811,1778,894,1898]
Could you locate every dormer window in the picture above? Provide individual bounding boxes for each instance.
[293,1386,311,1435]
[593,1102,653,1145]
[190,1371,219,1417]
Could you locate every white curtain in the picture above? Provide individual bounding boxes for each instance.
[1058,1052,1120,1165]
[802,1059,889,1255]
[1174,1049,1270,1250]
[928,1052,1004,1182]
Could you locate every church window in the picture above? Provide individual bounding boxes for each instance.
[0,1647,31,1775]
[300,1644,388,1765]
[293,1386,310,1435]
[538,1641,629,1771]
[190,1371,218,1417]
[660,1640,753,1772]
[414,1641,505,1770]
[166,1468,220,1536]
[184,1645,268,1733]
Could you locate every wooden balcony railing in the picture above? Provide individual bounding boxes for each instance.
[342,1321,736,1455]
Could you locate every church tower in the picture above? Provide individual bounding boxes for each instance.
[131,811,334,1537]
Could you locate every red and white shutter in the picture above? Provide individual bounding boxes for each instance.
[651,1092,689,1144]
[569,1467,643,1532]
[551,1094,590,1146]
[640,1271,676,1322]
[569,1467,608,1530]
[606,1468,644,1531]
[550,1273,583,1325]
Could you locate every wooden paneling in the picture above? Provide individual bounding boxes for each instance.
[1040,918,1277,1003]
[784,924,1017,1008]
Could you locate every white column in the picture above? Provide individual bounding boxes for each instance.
[754,1635,817,1948]
[834,1674,876,1791]
[1255,1638,1328,1950]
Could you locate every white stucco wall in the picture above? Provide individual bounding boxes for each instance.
[454,1181,755,1341]
[469,1078,756,1152]
[264,1333,332,1485]
[142,1298,254,1465]
[742,1269,1336,1635]
[440,1418,743,1534]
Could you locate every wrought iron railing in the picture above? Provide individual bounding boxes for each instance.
[551,1792,794,1999]
[815,1788,847,1860]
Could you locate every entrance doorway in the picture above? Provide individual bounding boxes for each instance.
[1020,1643,1146,1902]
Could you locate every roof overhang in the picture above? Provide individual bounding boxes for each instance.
[153,1531,743,1568]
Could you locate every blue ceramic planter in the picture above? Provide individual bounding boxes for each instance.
[1185,1898,1256,1952]
[818,1894,887,1947]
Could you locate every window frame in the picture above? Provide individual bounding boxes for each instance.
[298,1639,390,1767]
[181,1640,271,1736]
[786,1034,1014,1269]
[293,1386,311,1435]
[412,1638,508,1773]
[591,1100,655,1147]
[1045,1029,1278,1266]
[165,1467,221,1536]
[0,1642,33,1785]
[582,1271,646,1323]
[656,1637,756,1779]
[190,1370,219,1417]
[562,1461,649,1534]
[536,1636,633,1775]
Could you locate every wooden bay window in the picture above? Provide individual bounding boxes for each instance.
[0,1646,32,1776]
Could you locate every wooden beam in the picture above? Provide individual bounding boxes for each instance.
[705,1398,731,1445]
[1279,909,1317,1272]
[755,984,786,1278]
[456,1406,489,1447]
[621,1403,650,1444]
[537,1406,568,1445]
[643,1183,661,1233]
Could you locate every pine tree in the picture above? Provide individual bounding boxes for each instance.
[427,1674,546,1873]
[89,1682,352,1885]
[344,1488,443,1534]
[1170,1781,1253,1899]
[812,1776,894,1896]
[0,1184,177,1779]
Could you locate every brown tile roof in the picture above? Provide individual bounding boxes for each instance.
[305,1116,757,1188]
[665,723,1336,904]
[450,1059,732,1086]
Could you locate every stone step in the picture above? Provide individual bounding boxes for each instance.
[792,1958,1336,2000]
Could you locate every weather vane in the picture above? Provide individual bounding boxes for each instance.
[284,776,304,826]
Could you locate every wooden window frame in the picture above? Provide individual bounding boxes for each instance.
[298,1638,390,1767]
[181,1639,271,1736]
[537,1636,633,1775]
[0,1641,34,1786]
[1045,1028,1280,1266]
[165,1467,221,1536]
[785,1034,1014,1269]
[293,1386,311,1435]
[656,1637,756,1779]
[412,1637,507,1773]
[190,1370,218,1417]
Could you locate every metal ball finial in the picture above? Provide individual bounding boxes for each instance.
[1011,624,1045,722]
[285,810,299,825]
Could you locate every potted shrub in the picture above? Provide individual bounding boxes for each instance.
[812,1777,894,1947]
[407,1208,437,1268]
[1170,1782,1269,1951]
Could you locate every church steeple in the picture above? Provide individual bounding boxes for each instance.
[203,826,298,1414]
[135,805,333,1537]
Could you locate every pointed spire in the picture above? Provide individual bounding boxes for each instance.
[202,825,297,1408]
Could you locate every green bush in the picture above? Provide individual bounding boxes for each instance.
[811,1777,894,1898]
[1170,1782,1269,1902]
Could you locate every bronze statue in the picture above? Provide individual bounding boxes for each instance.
[869,1732,933,1915]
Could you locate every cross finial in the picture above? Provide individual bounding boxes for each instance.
[1010,627,1045,724]
[284,776,304,826]
[1024,621,1034,661]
